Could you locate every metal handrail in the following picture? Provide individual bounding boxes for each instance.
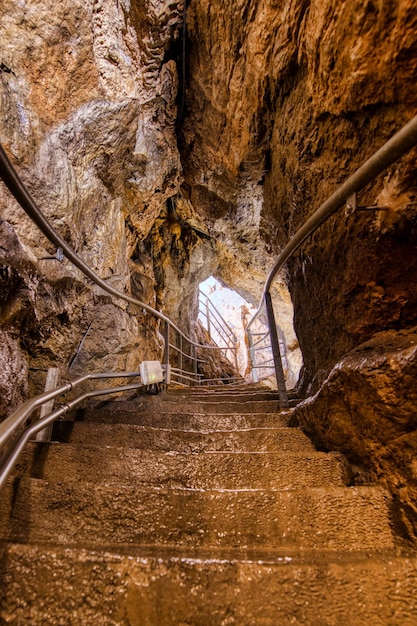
[0,144,234,355]
[198,289,239,372]
[206,315,234,349]
[251,332,271,349]
[199,290,237,343]
[0,379,144,492]
[170,370,203,384]
[199,300,234,342]
[0,371,141,451]
[247,114,417,406]
[168,341,208,361]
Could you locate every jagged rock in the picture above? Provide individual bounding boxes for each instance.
[0,331,28,417]
[0,0,185,404]
[1,0,417,544]
[292,327,417,539]
[182,0,417,387]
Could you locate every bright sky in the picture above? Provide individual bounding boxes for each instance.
[198,276,256,331]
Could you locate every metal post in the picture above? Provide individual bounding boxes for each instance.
[233,336,239,377]
[35,367,60,441]
[164,322,170,383]
[247,327,259,383]
[179,333,183,376]
[206,297,211,337]
[264,292,289,408]
[192,343,198,386]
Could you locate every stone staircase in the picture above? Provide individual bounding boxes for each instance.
[1,384,417,624]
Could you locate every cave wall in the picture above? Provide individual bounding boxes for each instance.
[0,0,188,412]
[1,0,252,417]
[1,0,417,537]
[181,0,417,537]
[182,0,417,387]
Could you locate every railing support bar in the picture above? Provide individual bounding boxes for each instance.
[164,322,170,384]
[247,328,259,383]
[35,367,60,442]
[205,297,211,337]
[192,344,198,386]
[264,292,288,408]
[179,333,183,377]
[233,337,239,376]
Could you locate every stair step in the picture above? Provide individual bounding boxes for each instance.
[81,409,287,430]
[86,398,280,416]
[15,444,346,490]
[169,384,277,391]
[164,391,281,402]
[52,422,315,452]
[167,384,266,393]
[0,479,395,552]
[2,543,416,626]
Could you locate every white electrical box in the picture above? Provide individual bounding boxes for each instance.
[140,361,164,385]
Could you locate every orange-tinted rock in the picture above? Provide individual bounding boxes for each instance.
[293,327,417,539]
[181,0,417,386]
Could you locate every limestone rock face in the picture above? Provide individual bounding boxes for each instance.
[0,331,28,418]
[293,327,417,540]
[0,0,185,411]
[1,0,416,550]
[179,0,417,535]
[182,0,417,387]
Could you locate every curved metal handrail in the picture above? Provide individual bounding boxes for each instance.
[0,144,226,353]
[248,114,417,330]
[0,379,144,492]
[198,289,239,373]
[199,290,237,343]
[0,371,142,450]
[247,113,417,405]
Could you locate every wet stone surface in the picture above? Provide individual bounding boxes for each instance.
[1,385,416,623]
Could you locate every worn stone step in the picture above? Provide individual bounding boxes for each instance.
[164,391,281,402]
[80,408,286,430]
[15,444,346,490]
[167,384,266,394]
[2,543,416,626]
[168,383,264,391]
[0,479,395,552]
[52,422,315,453]
[86,398,280,416]
[168,385,300,400]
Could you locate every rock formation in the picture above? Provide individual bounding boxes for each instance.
[180,0,417,538]
[0,0,186,404]
[1,0,417,537]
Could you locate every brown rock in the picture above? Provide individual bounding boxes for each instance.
[181,0,417,388]
[293,327,417,539]
[0,331,28,419]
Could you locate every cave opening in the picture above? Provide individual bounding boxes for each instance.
[198,276,256,378]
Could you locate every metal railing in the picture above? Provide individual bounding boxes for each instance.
[246,324,284,384]
[198,289,239,373]
[0,143,240,389]
[0,371,147,491]
[247,114,417,407]
[0,143,242,491]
